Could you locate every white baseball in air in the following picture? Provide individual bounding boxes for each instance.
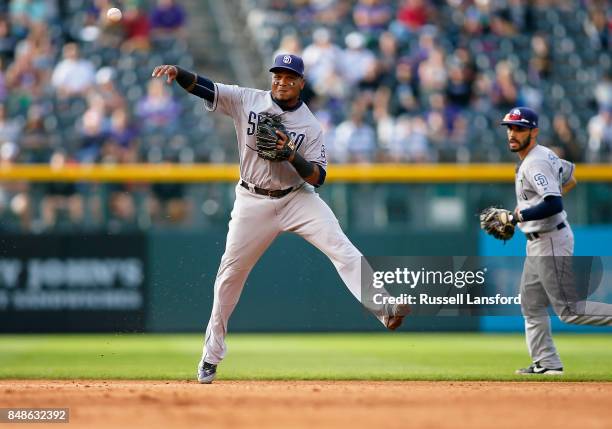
[107,7,122,22]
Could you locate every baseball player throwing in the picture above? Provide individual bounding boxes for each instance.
[481,107,612,375]
[152,54,408,384]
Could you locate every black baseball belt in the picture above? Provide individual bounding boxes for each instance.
[240,180,294,198]
[525,222,566,241]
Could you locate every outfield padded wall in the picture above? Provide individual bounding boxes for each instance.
[147,230,479,332]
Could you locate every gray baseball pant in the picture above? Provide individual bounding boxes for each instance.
[201,183,386,365]
[521,224,612,368]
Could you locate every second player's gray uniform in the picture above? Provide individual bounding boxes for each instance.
[516,145,612,369]
[200,83,384,365]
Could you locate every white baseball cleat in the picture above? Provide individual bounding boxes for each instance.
[197,361,218,384]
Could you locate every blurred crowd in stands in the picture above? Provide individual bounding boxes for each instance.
[0,0,610,232]
[246,0,611,164]
[0,0,198,231]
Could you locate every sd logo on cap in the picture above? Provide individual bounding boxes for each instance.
[270,54,304,77]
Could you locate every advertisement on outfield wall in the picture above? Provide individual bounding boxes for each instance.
[0,234,146,332]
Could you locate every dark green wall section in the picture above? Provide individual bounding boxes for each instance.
[147,230,479,332]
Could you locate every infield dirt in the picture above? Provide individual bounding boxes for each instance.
[1,380,610,428]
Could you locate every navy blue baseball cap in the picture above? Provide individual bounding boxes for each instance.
[269,54,304,77]
[500,107,538,129]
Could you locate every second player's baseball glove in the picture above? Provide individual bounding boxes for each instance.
[480,207,516,241]
[255,112,295,161]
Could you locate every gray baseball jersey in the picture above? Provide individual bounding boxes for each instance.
[205,83,327,190]
[515,145,612,371]
[198,82,393,371]
[515,145,573,233]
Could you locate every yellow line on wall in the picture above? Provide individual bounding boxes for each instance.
[0,164,610,183]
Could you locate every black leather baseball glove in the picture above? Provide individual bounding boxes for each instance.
[255,112,295,162]
[480,207,516,241]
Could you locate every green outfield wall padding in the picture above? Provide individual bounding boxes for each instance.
[147,230,479,332]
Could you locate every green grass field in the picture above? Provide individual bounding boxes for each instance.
[0,333,610,381]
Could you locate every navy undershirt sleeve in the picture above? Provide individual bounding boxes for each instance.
[192,75,215,103]
[175,66,215,103]
[520,195,563,221]
[316,166,326,187]
[290,152,314,179]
